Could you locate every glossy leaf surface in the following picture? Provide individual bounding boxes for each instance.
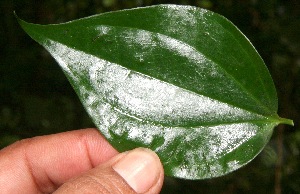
[17,5,293,179]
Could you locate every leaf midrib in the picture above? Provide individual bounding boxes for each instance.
[111,103,278,128]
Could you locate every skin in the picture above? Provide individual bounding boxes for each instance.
[0,128,164,194]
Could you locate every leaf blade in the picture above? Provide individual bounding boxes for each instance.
[17,5,293,179]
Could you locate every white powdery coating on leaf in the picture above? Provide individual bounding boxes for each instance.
[172,164,197,179]
[122,29,157,63]
[156,33,221,79]
[157,34,206,65]
[96,26,111,35]
[89,57,262,125]
[171,123,258,178]
[45,40,94,83]
[159,5,200,36]
[43,40,121,138]
[205,123,257,159]
[227,160,241,171]
[125,122,163,145]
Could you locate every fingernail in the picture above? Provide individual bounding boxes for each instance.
[113,148,161,193]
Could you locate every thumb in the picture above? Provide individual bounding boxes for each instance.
[54,148,164,194]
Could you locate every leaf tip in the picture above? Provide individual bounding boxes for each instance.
[14,11,22,24]
[14,12,27,30]
[14,13,41,43]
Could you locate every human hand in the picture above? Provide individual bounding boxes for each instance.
[0,128,164,194]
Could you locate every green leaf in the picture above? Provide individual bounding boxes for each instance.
[16,5,293,179]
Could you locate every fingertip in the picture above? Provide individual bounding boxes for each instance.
[113,148,164,193]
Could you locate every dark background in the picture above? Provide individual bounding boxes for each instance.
[1,0,299,193]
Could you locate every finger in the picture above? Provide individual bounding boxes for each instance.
[0,128,118,193]
[54,148,164,194]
